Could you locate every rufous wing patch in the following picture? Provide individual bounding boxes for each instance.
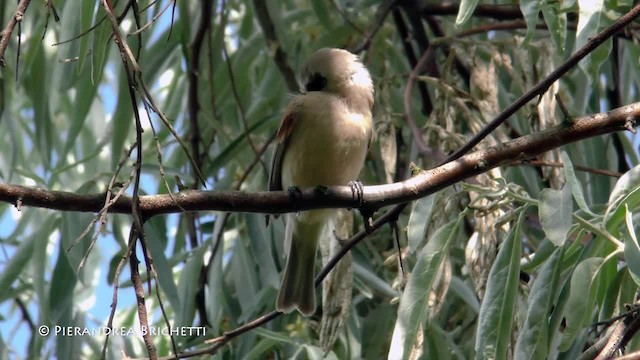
[276,102,299,143]
[269,100,300,192]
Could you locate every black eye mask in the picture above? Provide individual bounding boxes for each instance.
[305,72,327,92]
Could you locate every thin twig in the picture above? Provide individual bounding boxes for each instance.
[0,0,31,67]
[198,203,408,356]
[403,47,445,159]
[523,160,622,178]
[187,0,214,175]
[129,0,175,36]
[101,0,156,357]
[219,0,264,173]
[252,0,298,92]
[101,228,138,359]
[234,131,278,190]
[351,0,398,53]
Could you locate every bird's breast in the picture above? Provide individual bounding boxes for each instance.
[281,94,371,189]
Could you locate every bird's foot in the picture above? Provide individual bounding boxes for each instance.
[347,180,364,207]
[287,186,303,213]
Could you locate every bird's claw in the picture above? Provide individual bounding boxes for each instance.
[348,180,364,207]
[288,186,303,212]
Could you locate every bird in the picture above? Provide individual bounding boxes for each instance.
[268,48,374,316]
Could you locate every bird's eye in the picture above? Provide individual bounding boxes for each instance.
[305,73,327,92]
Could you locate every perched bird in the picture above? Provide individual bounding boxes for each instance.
[269,48,374,316]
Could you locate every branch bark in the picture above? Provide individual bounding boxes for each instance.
[1,101,639,217]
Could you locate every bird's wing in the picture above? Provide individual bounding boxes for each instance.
[269,99,300,192]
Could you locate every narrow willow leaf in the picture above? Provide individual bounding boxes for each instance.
[521,238,557,271]
[311,1,333,29]
[514,246,564,360]
[449,276,480,313]
[246,213,280,289]
[576,0,611,80]
[305,344,339,360]
[207,213,228,332]
[175,245,206,329]
[539,185,573,246]
[607,165,640,214]
[558,257,604,351]
[144,219,181,313]
[49,240,78,324]
[76,0,94,75]
[561,151,596,216]
[455,0,480,27]
[475,211,523,360]
[541,1,567,53]
[0,233,36,296]
[519,0,542,45]
[389,219,460,360]
[110,70,135,169]
[407,192,437,253]
[623,205,640,286]
[605,165,640,230]
[599,267,627,322]
[243,338,280,360]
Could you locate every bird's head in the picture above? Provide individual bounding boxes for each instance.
[300,48,373,110]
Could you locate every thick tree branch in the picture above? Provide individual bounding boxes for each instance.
[2,101,639,217]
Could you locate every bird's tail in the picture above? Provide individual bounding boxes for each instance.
[276,217,324,316]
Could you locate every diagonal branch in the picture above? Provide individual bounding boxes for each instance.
[440,3,640,165]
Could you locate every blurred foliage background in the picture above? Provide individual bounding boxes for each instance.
[1,0,640,359]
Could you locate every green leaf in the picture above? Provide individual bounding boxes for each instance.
[449,276,480,313]
[245,213,280,289]
[353,262,397,298]
[605,165,640,231]
[311,1,333,30]
[0,233,36,297]
[455,0,480,27]
[305,344,339,360]
[521,238,557,272]
[253,327,299,345]
[576,0,612,80]
[539,185,573,246]
[541,1,567,53]
[110,68,135,169]
[559,257,604,351]
[562,151,596,216]
[49,239,78,324]
[514,246,564,360]
[389,218,461,360]
[61,212,95,281]
[407,192,438,253]
[519,0,542,45]
[623,205,640,286]
[175,245,206,329]
[206,222,225,333]
[23,42,53,167]
[242,338,279,360]
[144,219,181,313]
[76,0,94,75]
[475,211,524,360]
[204,114,274,175]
